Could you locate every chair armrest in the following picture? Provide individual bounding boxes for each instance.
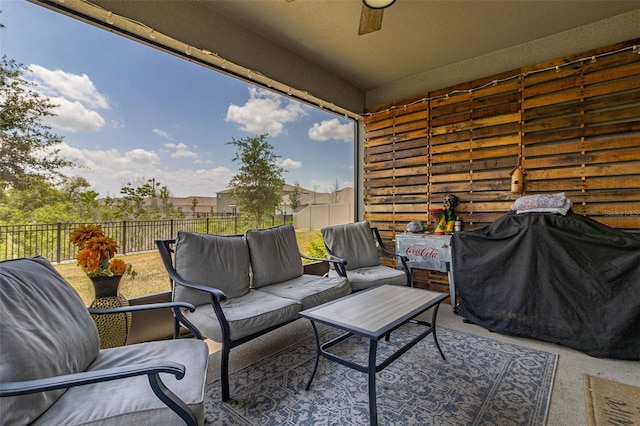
[0,361,199,426]
[300,253,346,269]
[88,301,195,315]
[372,227,412,286]
[323,253,348,277]
[0,361,185,397]
[88,302,203,339]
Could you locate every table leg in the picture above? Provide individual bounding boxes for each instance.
[305,320,321,391]
[448,265,458,314]
[431,302,446,360]
[368,339,378,426]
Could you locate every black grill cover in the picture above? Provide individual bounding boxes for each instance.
[451,212,640,359]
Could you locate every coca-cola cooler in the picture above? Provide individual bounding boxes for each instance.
[395,233,456,310]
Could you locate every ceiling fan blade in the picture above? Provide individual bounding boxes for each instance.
[358,4,384,35]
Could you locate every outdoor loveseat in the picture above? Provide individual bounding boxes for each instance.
[0,256,209,425]
[156,224,351,401]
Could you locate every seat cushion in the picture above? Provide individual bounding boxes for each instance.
[184,289,301,341]
[257,274,351,310]
[0,257,100,425]
[246,224,303,288]
[328,264,406,291]
[322,221,381,270]
[174,231,250,305]
[31,339,209,425]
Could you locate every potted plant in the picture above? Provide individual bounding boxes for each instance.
[70,224,136,348]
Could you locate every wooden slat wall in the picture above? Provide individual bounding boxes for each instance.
[521,42,640,229]
[363,39,640,290]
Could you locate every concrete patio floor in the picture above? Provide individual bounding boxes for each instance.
[204,303,640,425]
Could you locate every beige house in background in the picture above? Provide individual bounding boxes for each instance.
[216,184,354,215]
[167,197,217,218]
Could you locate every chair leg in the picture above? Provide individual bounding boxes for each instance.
[221,346,230,401]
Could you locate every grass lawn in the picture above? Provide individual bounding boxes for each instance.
[55,230,323,305]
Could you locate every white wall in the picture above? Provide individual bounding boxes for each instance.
[294,203,354,231]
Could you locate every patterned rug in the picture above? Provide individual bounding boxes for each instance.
[204,324,557,425]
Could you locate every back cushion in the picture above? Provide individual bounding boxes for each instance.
[175,231,250,305]
[0,257,100,424]
[322,221,381,270]
[246,224,303,288]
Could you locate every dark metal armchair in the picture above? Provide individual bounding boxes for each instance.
[321,221,412,291]
[0,257,209,425]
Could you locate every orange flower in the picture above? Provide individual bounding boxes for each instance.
[109,258,128,275]
[70,224,136,279]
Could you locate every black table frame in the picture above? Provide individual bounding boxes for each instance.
[299,286,448,426]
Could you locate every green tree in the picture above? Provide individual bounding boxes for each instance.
[0,55,74,191]
[227,134,285,228]
[0,175,94,224]
[288,181,302,212]
[111,177,182,220]
[190,197,199,215]
[60,176,100,220]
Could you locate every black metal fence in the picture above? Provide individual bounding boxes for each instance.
[0,214,292,263]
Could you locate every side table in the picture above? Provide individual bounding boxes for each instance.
[395,233,457,312]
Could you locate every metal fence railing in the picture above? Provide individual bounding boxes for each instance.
[0,214,292,263]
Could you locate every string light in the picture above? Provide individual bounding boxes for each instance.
[363,44,638,117]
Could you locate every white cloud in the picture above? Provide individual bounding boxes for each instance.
[164,142,197,159]
[42,96,105,132]
[226,87,307,136]
[308,118,353,143]
[28,65,109,109]
[153,129,172,139]
[58,142,233,197]
[26,64,109,133]
[277,158,302,169]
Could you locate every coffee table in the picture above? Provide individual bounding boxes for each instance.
[299,285,448,425]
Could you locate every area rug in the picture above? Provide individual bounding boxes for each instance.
[583,374,640,426]
[204,324,557,425]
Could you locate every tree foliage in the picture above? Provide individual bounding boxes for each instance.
[0,55,74,191]
[288,181,302,211]
[102,177,182,220]
[227,134,285,228]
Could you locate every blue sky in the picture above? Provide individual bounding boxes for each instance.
[0,1,355,198]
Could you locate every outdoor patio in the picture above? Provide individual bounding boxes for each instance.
[202,305,640,425]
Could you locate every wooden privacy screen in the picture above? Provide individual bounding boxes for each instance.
[363,39,640,292]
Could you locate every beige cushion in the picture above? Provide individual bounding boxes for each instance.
[322,221,381,270]
[0,257,100,424]
[174,231,250,305]
[246,224,303,288]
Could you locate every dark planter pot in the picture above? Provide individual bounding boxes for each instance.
[89,275,132,349]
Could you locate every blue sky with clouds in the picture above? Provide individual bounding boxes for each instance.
[1,1,355,198]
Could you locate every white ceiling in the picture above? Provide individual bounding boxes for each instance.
[35,0,640,114]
